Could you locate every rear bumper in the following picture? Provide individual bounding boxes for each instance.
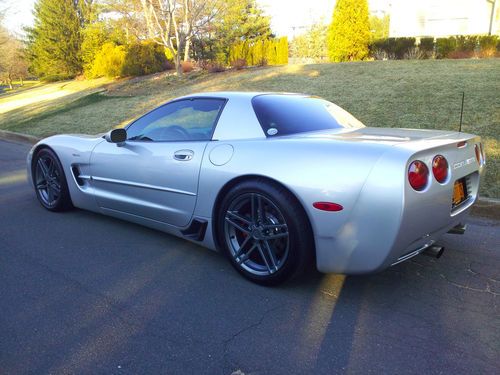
[314,204,471,274]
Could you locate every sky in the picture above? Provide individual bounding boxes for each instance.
[2,0,392,37]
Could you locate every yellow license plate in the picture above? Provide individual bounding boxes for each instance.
[452,179,466,206]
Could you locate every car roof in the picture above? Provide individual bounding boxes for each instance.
[178,91,307,101]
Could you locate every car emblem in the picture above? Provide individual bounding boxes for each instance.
[453,157,475,170]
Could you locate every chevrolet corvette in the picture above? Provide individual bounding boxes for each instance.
[27,92,485,284]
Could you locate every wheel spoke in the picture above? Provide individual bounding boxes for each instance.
[262,223,287,231]
[257,243,274,274]
[234,235,252,258]
[47,185,54,203]
[52,183,61,195]
[36,181,48,190]
[225,216,250,234]
[263,231,288,240]
[262,240,279,273]
[47,159,55,177]
[37,159,49,179]
[226,210,252,226]
[236,242,258,265]
[251,194,264,223]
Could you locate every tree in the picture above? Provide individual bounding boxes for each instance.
[25,0,94,78]
[327,0,371,62]
[208,0,272,63]
[290,23,328,61]
[103,0,149,43]
[139,0,225,75]
[369,14,390,41]
[0,35,29,89]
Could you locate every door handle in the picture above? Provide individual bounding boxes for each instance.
[174,149,194,161]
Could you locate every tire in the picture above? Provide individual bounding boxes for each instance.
[32,148,73,212]
[217,179,314,286]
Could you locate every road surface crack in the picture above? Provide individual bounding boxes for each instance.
[222,304,282,374]
[439,273,499,297]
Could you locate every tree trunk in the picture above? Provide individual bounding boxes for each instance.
[184,39,190,61]
[8,78,13,90]
[175,54,183,76]
[20,77,23,86]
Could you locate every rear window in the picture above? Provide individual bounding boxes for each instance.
[252,94,365,136]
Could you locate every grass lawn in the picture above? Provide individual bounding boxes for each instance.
[0,59,498,198]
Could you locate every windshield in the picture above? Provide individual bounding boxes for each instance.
[252,94,365,137]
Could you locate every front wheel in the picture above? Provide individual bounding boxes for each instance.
[32,148,73,211]
[217,180,314,285]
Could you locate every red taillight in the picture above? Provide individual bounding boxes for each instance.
[475,144,481,165]
[313,202,343,211]
[408,160,429,191]
[432,155,449,183]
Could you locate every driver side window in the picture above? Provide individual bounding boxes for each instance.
[126,98,226,142]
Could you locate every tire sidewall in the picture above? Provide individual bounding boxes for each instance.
[217,181,312,285]
[33,148,72,211]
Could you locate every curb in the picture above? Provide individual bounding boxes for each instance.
[0,130,40,145]
[471,198,500,220]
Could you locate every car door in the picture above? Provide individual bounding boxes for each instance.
[90,97,226,227]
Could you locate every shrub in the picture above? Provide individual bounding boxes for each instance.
[121,42,171,77]
[455,35,478,52]
[230,58,247,70]
[404,47,425,60]
[369,37,415,59]
[206,62,226,73]
[40,73,75,82]
[436,37,456,58]
[90,42,126,78]
[181,61,194,73]
[391,37,416,59]
[448,50,474,59]
[419,37,434,58]
[478,35,498,57]
[229,37,288,67]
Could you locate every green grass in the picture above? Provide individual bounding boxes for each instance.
[0,59,498,197]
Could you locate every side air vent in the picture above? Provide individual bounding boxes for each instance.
[71,166,85,186]
[181,219,208,241]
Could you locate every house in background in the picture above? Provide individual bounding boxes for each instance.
[389,0,499,37]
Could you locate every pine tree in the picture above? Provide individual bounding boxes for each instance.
[327,0,371,62]
[26,0,88,78]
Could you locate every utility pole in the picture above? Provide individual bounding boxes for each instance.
[487,0,497,35]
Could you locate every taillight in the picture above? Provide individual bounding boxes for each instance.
[480,143,485,164]
[408,160,429,191]
[475,144,481,165]
[432,155,448,183]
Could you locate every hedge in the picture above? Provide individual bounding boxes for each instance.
[370,35,499,60]
[229,37,288,66]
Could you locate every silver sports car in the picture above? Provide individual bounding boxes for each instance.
[27,92,485,285]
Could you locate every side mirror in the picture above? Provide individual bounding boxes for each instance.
[105,128,127,144]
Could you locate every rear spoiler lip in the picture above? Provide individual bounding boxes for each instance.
[393,132,480,153]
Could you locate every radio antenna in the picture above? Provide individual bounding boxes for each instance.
[459,92,465,132]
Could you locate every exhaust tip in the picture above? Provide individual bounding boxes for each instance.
[423,245,444,259]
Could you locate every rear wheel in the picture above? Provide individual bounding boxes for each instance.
[217,180,314,285]
[32,148,73,211]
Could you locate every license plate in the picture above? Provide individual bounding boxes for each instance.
[452,179,467,207]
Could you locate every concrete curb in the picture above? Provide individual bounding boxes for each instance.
[471,198,500,220]
[0,130,40,145]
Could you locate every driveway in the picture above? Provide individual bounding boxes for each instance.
[0,139,499,374]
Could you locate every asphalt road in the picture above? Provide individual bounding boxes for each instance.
[0,139,499,375]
